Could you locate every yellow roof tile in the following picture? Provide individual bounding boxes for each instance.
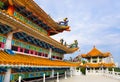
[0,50,79,67]
[81,46,110,58]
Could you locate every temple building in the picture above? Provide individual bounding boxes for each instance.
[0,0,79,82]
[81,46,115,75]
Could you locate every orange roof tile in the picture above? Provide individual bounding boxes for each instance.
[0,50,79,67]
[81,46,110,58]
[102,63,115,67]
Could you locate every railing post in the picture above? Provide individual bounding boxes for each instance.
[65,71,67,79]
[118,72,120,79]
[43,73,45,82]
[51,69,54,77]
[56,72,59,82]
[86,68,88,75]
[112,68,115,75]
[18,76,22,82]
[70,70,72,77]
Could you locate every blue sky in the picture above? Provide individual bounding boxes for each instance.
[35,0,120,65]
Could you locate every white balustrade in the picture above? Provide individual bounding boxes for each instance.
[103,71,120,80]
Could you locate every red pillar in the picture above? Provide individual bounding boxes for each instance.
[18,47,21,52]
[1,43,4,48]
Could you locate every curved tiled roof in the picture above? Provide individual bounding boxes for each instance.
[0,50,79,67]
[81,46,110,58]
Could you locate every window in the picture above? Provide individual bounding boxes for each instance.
[24,49,29,53]
[35,52,38,55]
[56,57,59,59]
[20,48,23,52]
[0,43,2,48]
[12,46,18,51]
[45,54,48,57]
[93,60,97,63]
[52,56,55,58]
[38,52,42,56]
[60,58,62,60]
[31,51,33,54]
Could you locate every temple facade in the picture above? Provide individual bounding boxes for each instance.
[81,46,115,75]
[0,0,79,82]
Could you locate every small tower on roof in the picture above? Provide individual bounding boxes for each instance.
[81,46,115,75]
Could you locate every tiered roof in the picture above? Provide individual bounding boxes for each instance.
[81,46,110,58]
[80,46,115,68]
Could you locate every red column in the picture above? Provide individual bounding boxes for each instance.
[1,43,4,48]
[18,47,21,52]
